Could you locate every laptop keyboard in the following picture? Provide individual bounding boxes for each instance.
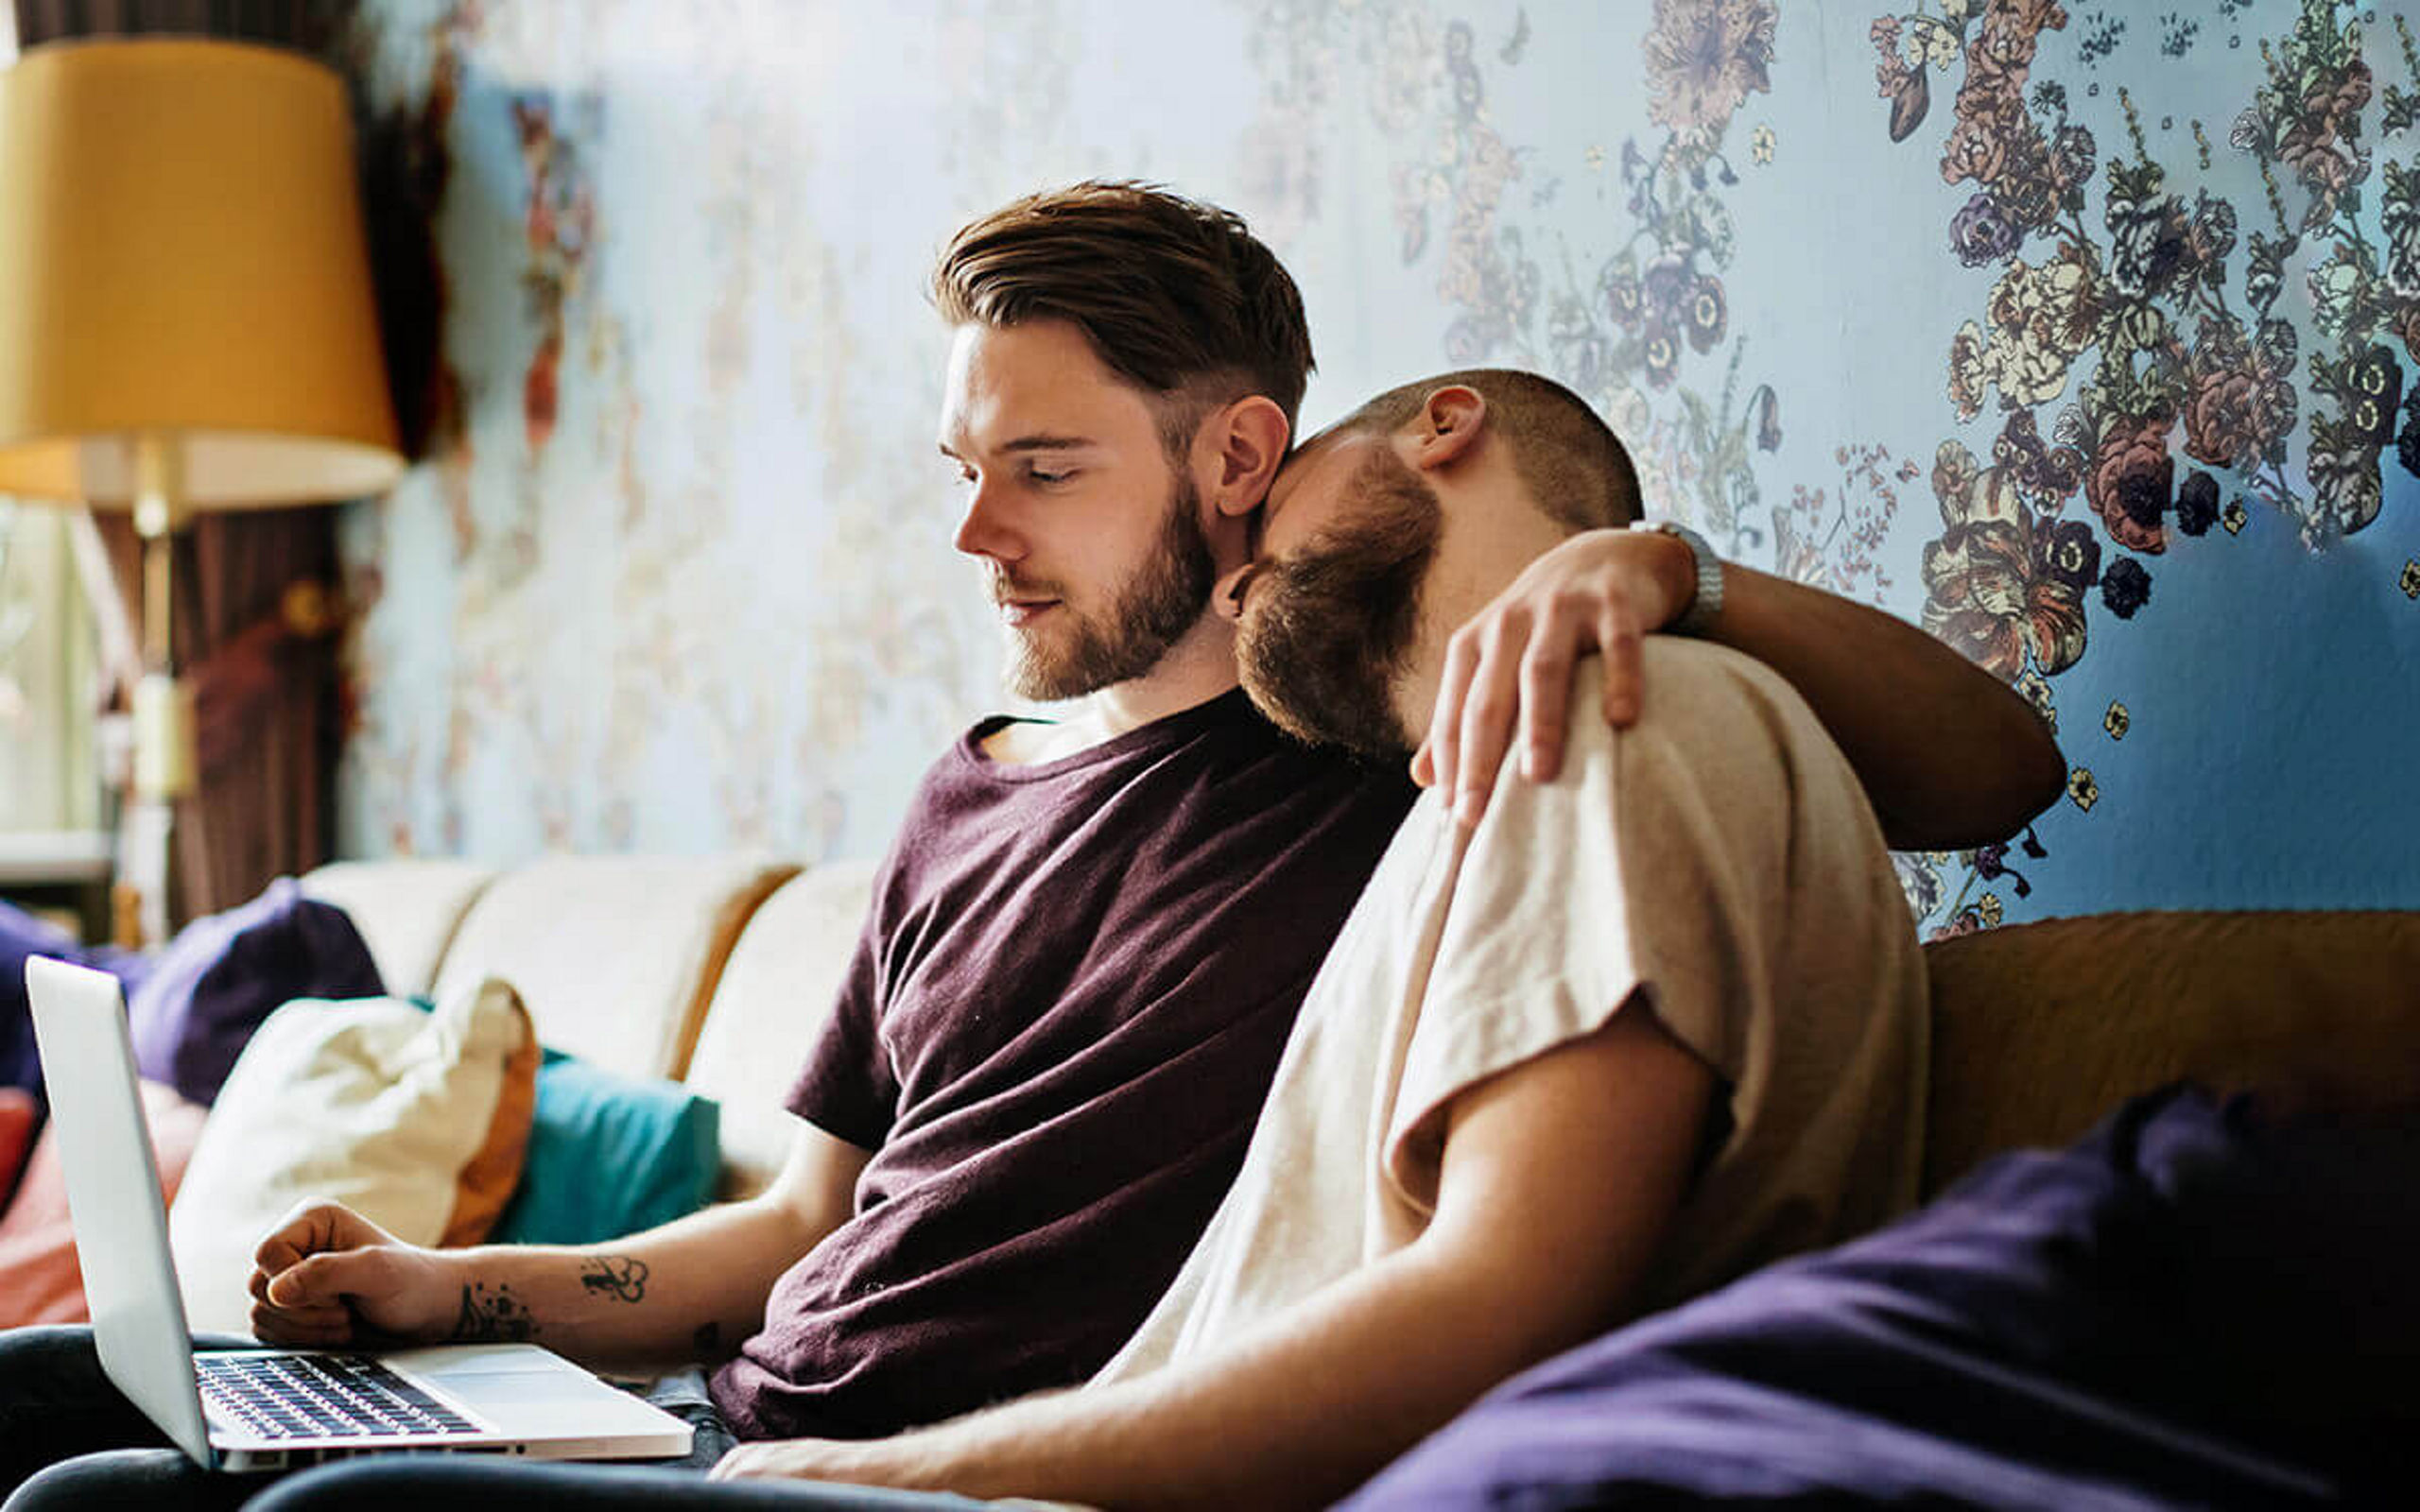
[198,1353,482,1441]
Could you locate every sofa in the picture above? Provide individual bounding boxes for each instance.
[12,851,2415,1501]
[294,853,2420,1205]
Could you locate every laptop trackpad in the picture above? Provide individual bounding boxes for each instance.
[390,1346,672,1427]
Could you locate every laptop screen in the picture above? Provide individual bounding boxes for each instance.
[24,954,216,1466]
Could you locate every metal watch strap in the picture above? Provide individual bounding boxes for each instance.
[1630,519,1723,635]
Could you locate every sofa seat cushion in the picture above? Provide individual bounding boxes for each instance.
[166,982,540,1335]
[431,856,798,1082]
[683,861,877,1196]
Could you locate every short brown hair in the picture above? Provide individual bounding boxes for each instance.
[1330,368,1640,532]
[931,181,1316,454]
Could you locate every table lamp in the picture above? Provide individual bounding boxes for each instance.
[0,37,405,942]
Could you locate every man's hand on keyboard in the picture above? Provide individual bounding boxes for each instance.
[248,1200,461,1348]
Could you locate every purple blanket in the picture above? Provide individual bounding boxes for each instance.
[1,902,151,1103]
[1341,1084,2416,1509]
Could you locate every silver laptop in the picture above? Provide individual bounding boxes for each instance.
[25,954,694,1471]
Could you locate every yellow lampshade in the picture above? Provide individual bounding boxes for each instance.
[0,37,404,510]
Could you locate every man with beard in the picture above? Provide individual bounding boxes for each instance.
[698,369,1943,1509]
[9,190,2052,1512]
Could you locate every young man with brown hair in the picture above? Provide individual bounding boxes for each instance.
[2,187,2055,1511]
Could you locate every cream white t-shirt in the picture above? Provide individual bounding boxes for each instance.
[1098,639,1928,1384]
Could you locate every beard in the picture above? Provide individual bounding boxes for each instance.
[998,473,1219,702]
[1236,446,1443,761]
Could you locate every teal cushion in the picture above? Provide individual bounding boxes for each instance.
[491,1051,721,1245]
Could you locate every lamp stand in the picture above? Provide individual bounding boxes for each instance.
[121,432,194,948]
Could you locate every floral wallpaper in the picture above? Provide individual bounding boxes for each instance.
[338,0,2419,923]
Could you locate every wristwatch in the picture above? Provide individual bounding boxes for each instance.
[1629,519,1724,635]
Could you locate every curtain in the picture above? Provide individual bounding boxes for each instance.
[17,0,366,931]
[11,1,337,50]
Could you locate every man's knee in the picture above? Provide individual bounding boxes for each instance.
[0,1324,103,1383]
[4,1448,245,1512]
[0,1326,161,1493]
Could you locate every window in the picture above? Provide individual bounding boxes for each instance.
[0,499,100,833]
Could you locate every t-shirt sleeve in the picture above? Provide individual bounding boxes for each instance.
[1381,644,1819,1213]
[785,904,900,1152]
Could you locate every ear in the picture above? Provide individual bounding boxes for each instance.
[1409,385,1488,472]
[1209,560,1258,625]
[1201,396,1293,519]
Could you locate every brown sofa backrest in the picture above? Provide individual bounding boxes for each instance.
[1921,909,2420,1195]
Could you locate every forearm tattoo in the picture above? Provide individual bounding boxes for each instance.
[579,1255,650,1304]
[453,1281,538,1342]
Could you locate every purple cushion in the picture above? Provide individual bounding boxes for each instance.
[127,878,384,1106]
[2,902,148,1106]
[1340,1085,2416,1510]
[2,902,83,1097]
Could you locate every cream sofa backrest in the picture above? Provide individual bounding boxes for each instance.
[299,859,500,998]
[683,860,882,1196]
[303,853,846,1195]
[426,856,799,1081]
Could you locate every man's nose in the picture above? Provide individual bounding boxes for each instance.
[952,479,1023,562]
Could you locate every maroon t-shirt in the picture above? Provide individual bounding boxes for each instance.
[709,690,1413,1439]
